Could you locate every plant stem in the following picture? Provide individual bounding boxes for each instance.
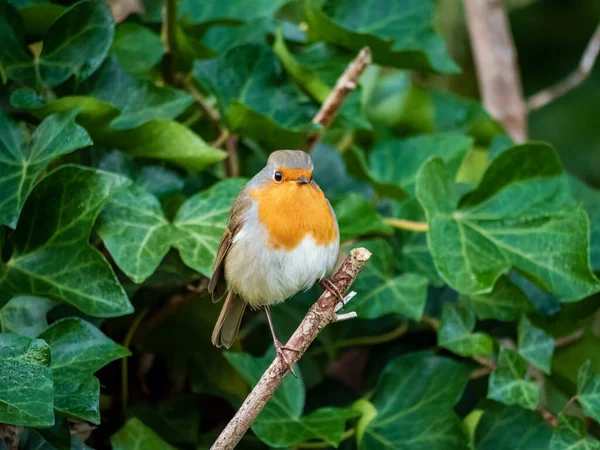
[0,312,5,333]
[384,218,429,232]
[296,428,355,449]
[121,307,150,413]
[161,0,178,85]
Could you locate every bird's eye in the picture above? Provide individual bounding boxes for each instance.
[274,171,283,182]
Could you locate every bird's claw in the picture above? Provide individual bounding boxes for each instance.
[319,278,344,306]
[274,340,300,377]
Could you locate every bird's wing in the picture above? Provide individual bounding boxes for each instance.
[208,189,250,303]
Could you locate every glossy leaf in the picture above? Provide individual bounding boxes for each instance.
[488,348,540,410]
[345,239,428,321]
[333,194,393,242]
[461,276,533,322]
[111,23,163,75]
[202,17,273,54]
[0,165,133,317]
[0,0,114,89]
[40,318,130,423]
[438,303,494,357]
[416,144,600,302]
[194,44,319,149]
[225,351,357,447]
[0,333,53,426]
[304,0,458,73]
[550,414,600,450]
[1,296,56,337]
[577,360,600,423]
[0,110,92,227]
[518,316,555,374]
[111,418,177,450]
[178,0,289,24]
[356,352,471,449]
[474,402,552,450]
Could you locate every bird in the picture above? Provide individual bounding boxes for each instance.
[209,150,341,374]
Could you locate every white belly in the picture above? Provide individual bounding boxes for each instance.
[225,218,339,308]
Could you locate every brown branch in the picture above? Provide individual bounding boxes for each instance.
[555,329,584,348]
[303,47,372,153]
[211,248,372,450]
[160,0,178,85]
[528,23,600,111]
[0,424,23,450]
[225,135,240,178]
[184,80,222,129]
[464,0,528,143]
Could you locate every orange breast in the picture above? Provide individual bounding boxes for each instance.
[249,182,337,250]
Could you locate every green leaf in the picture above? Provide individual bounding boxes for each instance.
[333,194,393,241]
[569,176,600,271]
[202,17,273,54]
[177,0,289,24]
[518,316,555,374]
[550,414,600,450]
[0,0,114,89]
[111,418,177,450]
[0,333,53,427]
[0,110,92,227]
[39,318,130,423]
[225,351,357,447]
[356,352,471,449]
[194,44,319,149]
[1,296,56,337]
[416,143,600,302]
[111,23,163,75]
[304,0,458,73]
[19,417,72,450]
[0,165,133,317]
[345,239,428,320]
[488,348,540,410]
[438,303,494,357]
[172,178,247,278]
[12,89,226,173]
[273,34,371,130]
[97,185,172,283]
[474,402,552,450]
[577,360,600,423]
[460,276,533,322]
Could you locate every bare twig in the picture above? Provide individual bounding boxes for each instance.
[161,0,178,85]
[383,218,429,233]
[184,80,222,128]
[528,23,600,111]
[225,135,240,178]
[303,47,372,152]
[562,394,579,413]
[555,329,585,348]
[0,424,23,450]
[464,0,527,143]
[211,248,372,450]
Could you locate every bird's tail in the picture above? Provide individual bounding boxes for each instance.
[212,290,246,348]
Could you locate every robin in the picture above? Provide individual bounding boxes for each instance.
[209,150,341,374]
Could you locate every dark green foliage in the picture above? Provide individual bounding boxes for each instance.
[1,0,599,449]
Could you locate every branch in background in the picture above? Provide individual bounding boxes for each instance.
[383,217,429,233]
[0,424,22,450]
[555,329,584,348]
[225,135,240,178]
[464,0,528,143]
[184,80,223,130]
[161,0,178,85]
[303,47,372,153]
[528,23,600,111]
[211,248,372,450]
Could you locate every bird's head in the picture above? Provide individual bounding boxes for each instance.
[264,150,314,186]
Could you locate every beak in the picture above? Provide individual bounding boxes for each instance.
[297,176,310,185]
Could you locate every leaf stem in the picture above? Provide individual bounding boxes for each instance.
[383,218,429,232]
[296,428,355,449]
[161,0,178,85]
[0,312,4,333]
[121,307,150,413]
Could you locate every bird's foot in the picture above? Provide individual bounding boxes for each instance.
[274,340,300,377]
[319,278,344,306]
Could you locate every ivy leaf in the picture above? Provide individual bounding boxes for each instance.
[172,178,247,278]
[460,276,533,322]
[345,239,428,320]
[577,360,600,423]
[194,44,319,149]
[333,194,393,241]
[1,296,56,338]
[0,110,92,228]
[518,316,555,375]
[154,0,290,24]
[550,414,600,450]
[0,333,53,427]
[0,165,133,317]
[438,303,494,357]
[416,144,600,302]
[474,402,552,450]
[97,185,172,283]
[488,348,540,410]
[11,89,224,173]
[111,23,163,75]
[0,0,114,89]
[355,352,471,449]
[225,351,357,447]
[111,418,177,450]
[39,318,130,423]
[569,177,600,271]
[304,0,458,73]
[202,17,274,54]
